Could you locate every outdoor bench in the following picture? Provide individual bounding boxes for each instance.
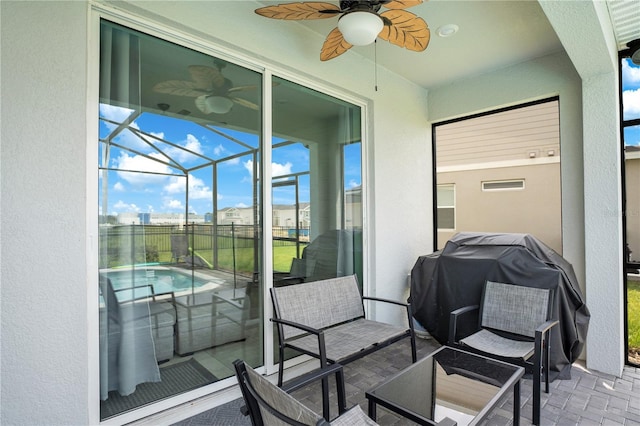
[270,274,417,389]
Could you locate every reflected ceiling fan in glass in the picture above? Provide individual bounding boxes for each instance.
[153,61,259,114]
[255,0,430,61]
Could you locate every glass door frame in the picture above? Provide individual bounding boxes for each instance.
[619,50,640,368]
[90,3,371,419]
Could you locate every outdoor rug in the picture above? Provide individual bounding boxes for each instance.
[101,358,217,419]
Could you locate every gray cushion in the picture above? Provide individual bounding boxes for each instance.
[288,319,408,362]
[461,329,535,359]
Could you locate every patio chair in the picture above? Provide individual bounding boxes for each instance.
[233,359,375,425]
[448,280,559,426]
[233,359,458,426]
[170,234,189,263]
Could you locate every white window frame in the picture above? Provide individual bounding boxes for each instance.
[437,184,456,231]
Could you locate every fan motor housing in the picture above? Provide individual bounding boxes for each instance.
[340,1,384,13]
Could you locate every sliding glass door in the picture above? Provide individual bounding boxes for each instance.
[98,20,263,419]
[97,19,364,420]
[270,76,363,289]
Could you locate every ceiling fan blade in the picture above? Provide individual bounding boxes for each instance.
[383,0,423,10]
[230,97,260,110]
[320,28,353,61]
[153,80,204,97]
[194,95,211,114]
[228,85,259,93]
[379,10,429,51]
[255,2,341,20]
[188,65,225,89]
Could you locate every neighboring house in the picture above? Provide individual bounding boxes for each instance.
[116,212,205,225]
[436,100,563,253]
[627,146,640,261]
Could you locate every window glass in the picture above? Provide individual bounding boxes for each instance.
[623,59,640,121]
[434,99,562,252]
[622,57,640,366]
[437,184,455,230]
[98,20,262,419]
[270,76,363,287]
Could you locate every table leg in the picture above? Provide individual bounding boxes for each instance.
[513,379,521,426]
[368,399,377,421]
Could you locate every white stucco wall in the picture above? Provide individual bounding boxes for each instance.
[1,1,93,425]
[539,0,624,377]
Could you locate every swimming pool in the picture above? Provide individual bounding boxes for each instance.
[102,267,218,301]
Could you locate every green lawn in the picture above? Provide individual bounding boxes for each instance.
[629,280,640,349]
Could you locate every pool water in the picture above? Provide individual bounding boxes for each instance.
[104,268,211,301]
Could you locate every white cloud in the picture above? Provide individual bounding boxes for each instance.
[244,159,255,176]
[235,202,248,208]
[272,161,293,177]
[113,182,125,192]
[115,152,171,187]
[113,200,140,212]
[244,159,292,178]
[213,144,227,157]
[100,104,135,122]
[623,60,640,85]
[163,174,213,200]
[623,88,640,120]
[163,198,184,210]
[169,134,204,163]
[348,179,360,188]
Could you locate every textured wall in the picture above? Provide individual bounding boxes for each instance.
[1,1,92,425]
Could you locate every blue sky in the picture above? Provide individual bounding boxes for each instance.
[99,105,361,216]
[623,58,640,147]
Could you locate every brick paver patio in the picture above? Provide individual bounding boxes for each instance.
[175,337,640,425]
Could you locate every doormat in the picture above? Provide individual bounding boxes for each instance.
[100,358,217,419]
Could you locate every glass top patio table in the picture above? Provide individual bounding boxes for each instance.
[366,345,524,426]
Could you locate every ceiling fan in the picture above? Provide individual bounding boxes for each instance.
[255,0,430,61]
[153,61,258,115]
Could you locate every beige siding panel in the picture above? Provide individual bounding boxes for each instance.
[437,162,562,253]
[626,157,640,259]
[437,101,560,167]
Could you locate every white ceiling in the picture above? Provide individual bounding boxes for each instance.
[256,0,640,90]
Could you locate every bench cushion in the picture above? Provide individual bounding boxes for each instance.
[287,318,409,363]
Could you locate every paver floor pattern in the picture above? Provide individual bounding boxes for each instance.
[174,337,640,425]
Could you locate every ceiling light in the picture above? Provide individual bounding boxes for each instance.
[338,11,384,46]
[204,96,234,114]
[437,24,459,38]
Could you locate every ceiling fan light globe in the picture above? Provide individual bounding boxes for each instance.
[205,96,234,114]
[632,49,640,65]
[338,11,383,46]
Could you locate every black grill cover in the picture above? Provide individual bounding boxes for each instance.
[410,232,590,379]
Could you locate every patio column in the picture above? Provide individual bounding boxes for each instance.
[540,0,624,377]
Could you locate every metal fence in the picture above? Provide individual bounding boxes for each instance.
[98,224,309,269]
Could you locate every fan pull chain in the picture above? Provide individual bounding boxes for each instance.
[374,39,378,92]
